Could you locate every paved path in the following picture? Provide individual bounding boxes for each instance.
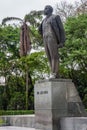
[0,126,35,130]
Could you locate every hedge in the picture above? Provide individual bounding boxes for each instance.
[0,110,34,116]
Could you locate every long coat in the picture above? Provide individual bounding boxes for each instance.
[38,15,65,45]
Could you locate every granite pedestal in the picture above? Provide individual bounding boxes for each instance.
[34,79,86,130]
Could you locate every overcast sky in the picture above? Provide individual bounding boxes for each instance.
[0,0,80,24]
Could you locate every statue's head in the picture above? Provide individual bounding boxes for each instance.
[44,5,53,15]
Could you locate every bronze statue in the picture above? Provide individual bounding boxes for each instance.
[39,5,65,78]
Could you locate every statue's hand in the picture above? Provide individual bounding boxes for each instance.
[58,43,64,48]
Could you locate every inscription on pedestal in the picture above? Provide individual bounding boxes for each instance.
[37,91,48,95]
[35,82,52,109]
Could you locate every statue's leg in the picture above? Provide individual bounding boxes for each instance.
[51,53,59,77]
[43,37,52,71]
[47,37,59,77]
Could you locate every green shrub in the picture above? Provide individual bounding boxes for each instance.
[0,110,34,116]
[0,118,5,126]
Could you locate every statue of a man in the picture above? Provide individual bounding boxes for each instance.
[39,5,65,78]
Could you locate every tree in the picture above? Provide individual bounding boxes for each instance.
[24,10,43,48]
[55,1,78,21]
[0,25,20,109]
[2,15,34,110]
[55,0,87,22]
[76,0,87,14]
[59,14,87,107]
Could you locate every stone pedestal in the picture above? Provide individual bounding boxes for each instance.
[34,79,86,130]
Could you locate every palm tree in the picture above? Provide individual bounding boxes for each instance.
[2,10,43,110]
[2,17,31,56]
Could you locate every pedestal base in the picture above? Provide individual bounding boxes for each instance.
[60,117,87,130]
[34,79,86,130]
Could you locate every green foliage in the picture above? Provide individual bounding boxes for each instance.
[59,14,87,76]
[0,118,5,126]
[2,17,23,25]
[59,14,87,106]
[25,10,43,27]
[0,25,21,110]
[25,10,43,48]
[19,51,50,79]
[7,92,26,110]
[0,25,20,76]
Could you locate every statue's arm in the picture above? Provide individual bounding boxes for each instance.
[50,17,60,43]
[55,15,65,43]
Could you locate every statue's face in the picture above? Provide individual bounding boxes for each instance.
[44,6,52,15]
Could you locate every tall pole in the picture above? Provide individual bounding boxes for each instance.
[20,23,31,110]
[26,69,28,110]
